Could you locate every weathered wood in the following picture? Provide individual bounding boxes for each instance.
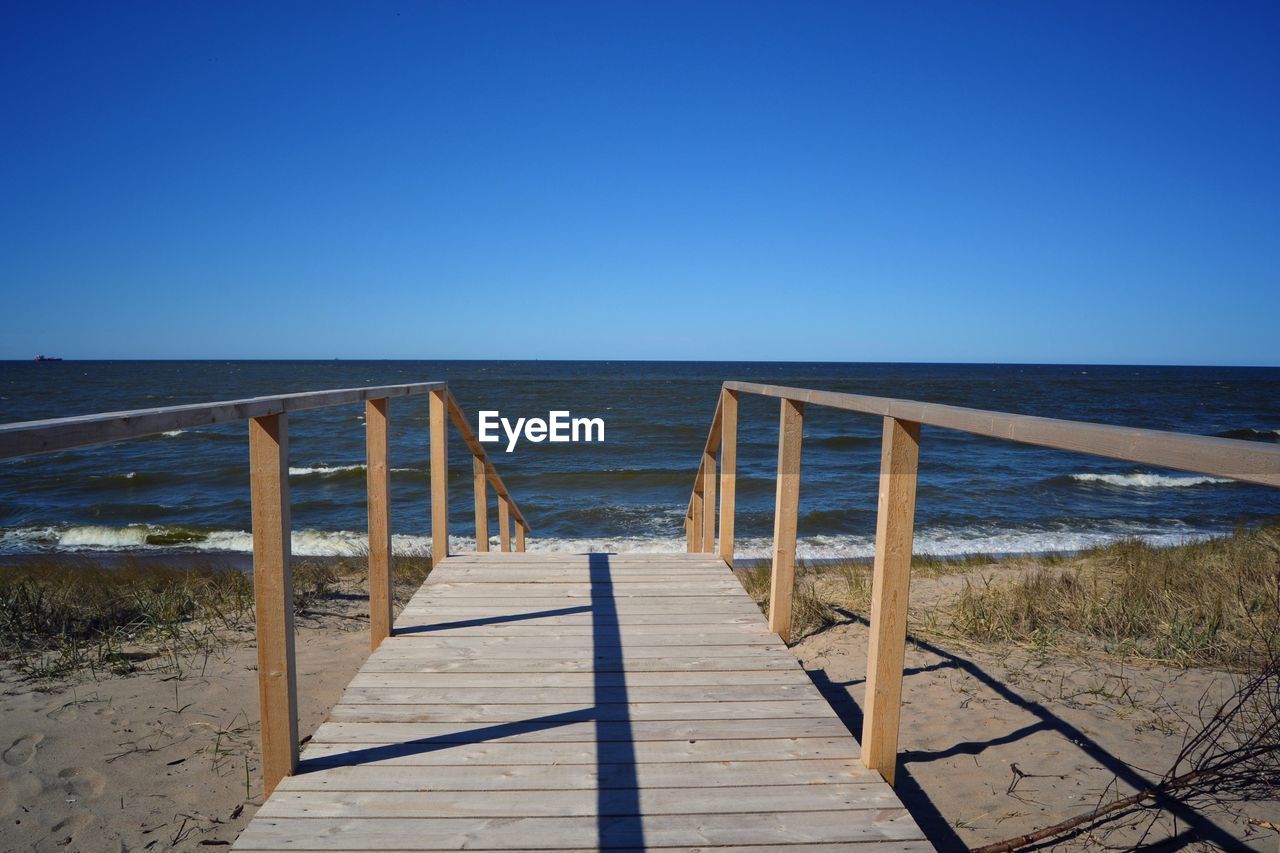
[690,486,704,553]
[247,414,298,797]
[0,381,447,460]
[299,736,858,766]
[724,380,1280,488]
[702,445,717,552]
[443,391,530,530]
[861,417,921,787]
[720,387,739,566]
[516,522,526,552]
[259,783,897,817]
[233,809,924,849]
[365,399,393,649]
[472,456,489,552]
[429,389,448,566]
[498,498,512,552]
[232,552,926,850]
[768,398,804,643]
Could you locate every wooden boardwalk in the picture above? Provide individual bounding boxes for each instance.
[233,552,930,850]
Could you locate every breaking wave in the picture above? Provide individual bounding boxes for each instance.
[1067,472,1232,488]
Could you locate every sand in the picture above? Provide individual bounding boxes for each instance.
[0,610,368,851]
[1,568,1276,851]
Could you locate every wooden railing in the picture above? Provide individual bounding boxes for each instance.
[0,382,531,795]
[686,380,1280,787]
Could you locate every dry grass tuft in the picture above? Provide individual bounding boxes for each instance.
[0,554,433,680]
[949,525,1280,669]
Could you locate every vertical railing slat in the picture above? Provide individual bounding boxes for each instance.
[365,399,393,649]
[767,398,804,643]
[718,388,738,567]
[473,456,489,553]
[498,497,512,552]
[248,413,298,796]
[861,416,921,787]
[516,522,527,552]
[690,486,704,552]
[701,447,717,553]
[429,389,449,566]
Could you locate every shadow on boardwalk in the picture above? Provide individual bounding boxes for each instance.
[297,554,646,849]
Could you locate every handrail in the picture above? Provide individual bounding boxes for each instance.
[0,381,446,459]
[0,380,531,797]
[685,380,1280,788]
[723,380,1280,487]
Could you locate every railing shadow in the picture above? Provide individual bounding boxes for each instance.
[298,554,645,849]
[806,606,1239,851]
[590,552,645,848]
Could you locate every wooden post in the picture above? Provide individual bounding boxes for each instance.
[719,388,738,567]
[248,413,298,797]
[498,497,511,552]
[690,487,704,553]
[516,523,526,552]
[684,514,694,552]
[767,398,804,643]
[365,399,392,650]
[861,417,921,787]
[429,389,448,566]
[701,447,716,553]
[472,456,489,552]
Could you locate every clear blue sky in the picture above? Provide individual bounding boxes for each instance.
[2,1,1277,364]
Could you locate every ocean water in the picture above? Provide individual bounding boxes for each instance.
[1,361,1278,560]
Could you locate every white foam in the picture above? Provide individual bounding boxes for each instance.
[1069,472,1231,488]
[0,523,1228,560]
[288,464,418,476]
[162,430,186,437]
[289,464,365,476]
[57,524,153,548]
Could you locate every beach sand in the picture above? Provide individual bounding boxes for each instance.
[0,609,368,851]
[1,565,1276,851]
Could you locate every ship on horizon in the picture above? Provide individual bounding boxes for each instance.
[34,354,63,362]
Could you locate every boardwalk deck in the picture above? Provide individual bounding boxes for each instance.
[232,553,930,851]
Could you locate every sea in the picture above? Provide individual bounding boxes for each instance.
[1,361,1278,562]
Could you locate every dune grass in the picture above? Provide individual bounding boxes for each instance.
[738,523,1280,670]
[948,525,1280,669]
[0,555,433,680]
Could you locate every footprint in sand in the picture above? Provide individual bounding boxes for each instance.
[57,766,106,799]
[2,733,43,766]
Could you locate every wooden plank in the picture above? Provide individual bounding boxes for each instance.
[307,717,853,744]
[725,379,1280,488]
[391,613,765,629]
[337,683,813,704]
[472,455,489,552]
[258,784,898,818]
[498,497,512,552]
[359,656,801,673]
[298,737,859,767]
[0,381,446,460]
[861,417,921,787]
[768,397,804,643]
[429,388,448,566]
[326,700,839,723]
[248,413,298,797]
[232,809,924,849]
[720,387,739,567]
[372,623,773,638]
[365,398,393,649]
[347,669,812,688]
